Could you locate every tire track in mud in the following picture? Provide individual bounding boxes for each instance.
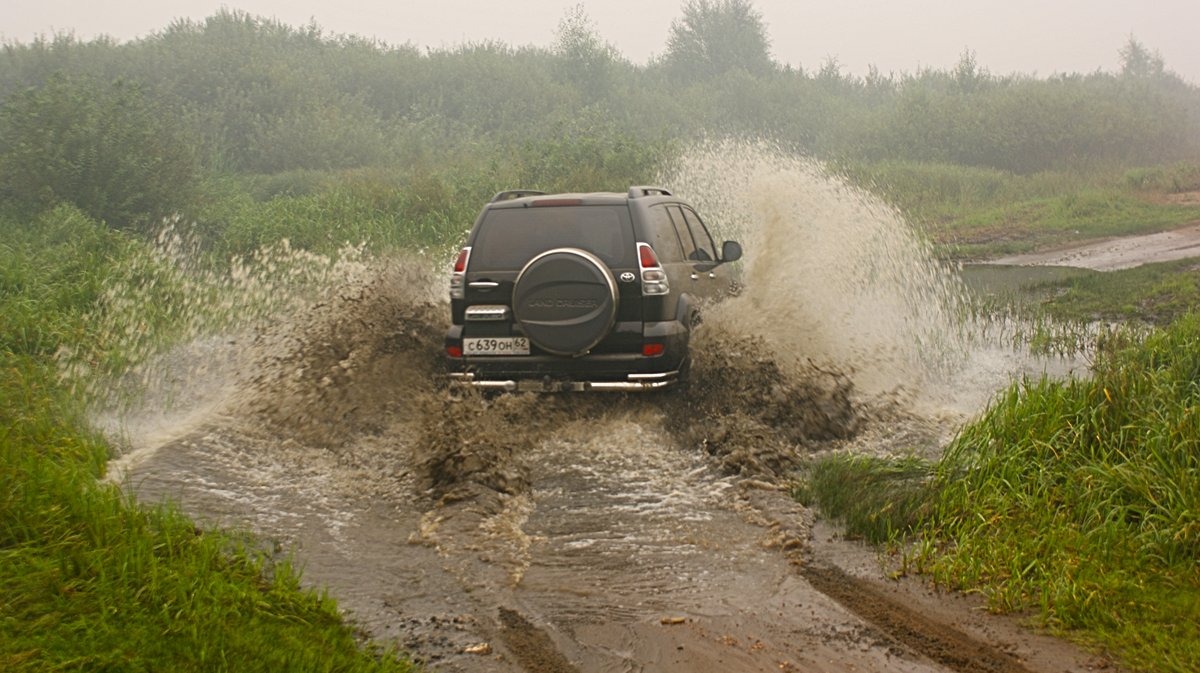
[801,563,1037,673]
[404,340,1068,673]
[499,608,582,673]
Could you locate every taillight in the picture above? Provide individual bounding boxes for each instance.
[637,243,670,296]
[642,342,665,357]
[638,243,658,268]
[446,344,463,358]
[450,246,471,299]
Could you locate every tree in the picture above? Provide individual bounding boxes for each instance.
[663,0,774,80]
[1119,36,1164,79]
[553,4,621,97]
[952,49,988,94]
[0,74,198,229]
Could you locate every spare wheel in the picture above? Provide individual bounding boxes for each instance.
[512,248,619,356]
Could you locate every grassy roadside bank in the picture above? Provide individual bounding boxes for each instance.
[802,313,1200,672]
[0,210,414,672]
[959,257,1200,328]
[843,160,1200,261]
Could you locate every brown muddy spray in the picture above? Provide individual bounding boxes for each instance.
[72,139,1080,497]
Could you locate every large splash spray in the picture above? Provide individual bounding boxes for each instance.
[659,139,1072,420]
[75,139,1078,476]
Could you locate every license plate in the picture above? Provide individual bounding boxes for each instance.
[463,337,530,356]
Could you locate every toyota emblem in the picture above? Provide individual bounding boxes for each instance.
[619,272,636,283]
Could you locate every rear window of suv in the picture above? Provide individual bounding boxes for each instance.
[469,205,635,270]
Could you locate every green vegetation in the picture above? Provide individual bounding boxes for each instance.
[2,10,1198,193]
[1,367,411,673]
[926,316,1200,671]
[0,211,413,672]
[1036,258,1200,326]
[803,315,1200,672]
[843,160,1200,259]
[0,74,198,229]
[795,455,934,545]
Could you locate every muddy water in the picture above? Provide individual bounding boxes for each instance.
[90,142,1089,672]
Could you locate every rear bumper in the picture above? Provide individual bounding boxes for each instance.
[445,320,687,392]
[448,370,679,392]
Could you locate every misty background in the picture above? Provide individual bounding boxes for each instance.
[0,0,1197,240]
[4,0,1199,83]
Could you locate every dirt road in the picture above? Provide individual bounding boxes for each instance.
[107,320,1116,673]
[986,221,1200,271]
[116,401,1117,673]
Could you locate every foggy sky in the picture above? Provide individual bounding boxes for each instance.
[2,0,1197,83]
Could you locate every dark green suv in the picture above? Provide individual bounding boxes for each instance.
[444,187,741,392]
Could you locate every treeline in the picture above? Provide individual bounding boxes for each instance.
[1,5,1198,228]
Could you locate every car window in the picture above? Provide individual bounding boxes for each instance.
[680,207,717,262]
[645,205,684,264]
[665,206,698,262]
[470,205,635,270]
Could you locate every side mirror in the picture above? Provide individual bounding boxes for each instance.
[721,240,743,263]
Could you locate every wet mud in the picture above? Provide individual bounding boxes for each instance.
[801,563,1036,673]
[92,141,1115,673]
[985,221,1200,271]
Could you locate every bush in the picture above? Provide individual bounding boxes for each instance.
[0,74,198,229]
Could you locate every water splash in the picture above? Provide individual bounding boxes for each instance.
[659,139,1077,425]
[78,140,1083,484]
[60,222,447,466]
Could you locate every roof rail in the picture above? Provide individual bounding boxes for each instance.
[491,189,547,203]
[628,186,672,198]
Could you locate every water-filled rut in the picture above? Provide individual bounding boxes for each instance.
[89,141,1105,672]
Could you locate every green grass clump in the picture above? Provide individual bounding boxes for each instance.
[797,454,935,545]
[1124,162,1200,193]
[0,205,137,357]
[927,314,1200,671]
[0,358,414,673]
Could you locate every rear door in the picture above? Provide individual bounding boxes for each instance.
[463,203,640,354]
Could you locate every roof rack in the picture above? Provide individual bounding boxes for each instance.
[491,189,547,203]
[628,186,672,198]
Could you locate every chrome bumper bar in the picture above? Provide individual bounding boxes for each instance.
[449,371,678,392]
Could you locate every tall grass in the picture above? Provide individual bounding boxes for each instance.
[926,315,1200,671]
[802,314,1200,671]
[798,455,934,545]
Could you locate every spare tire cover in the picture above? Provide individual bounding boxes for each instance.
[512,248,619,356]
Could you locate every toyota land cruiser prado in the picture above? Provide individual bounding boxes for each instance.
[445,186,741,392]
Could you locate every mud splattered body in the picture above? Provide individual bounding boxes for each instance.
[92,142,1102,672]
